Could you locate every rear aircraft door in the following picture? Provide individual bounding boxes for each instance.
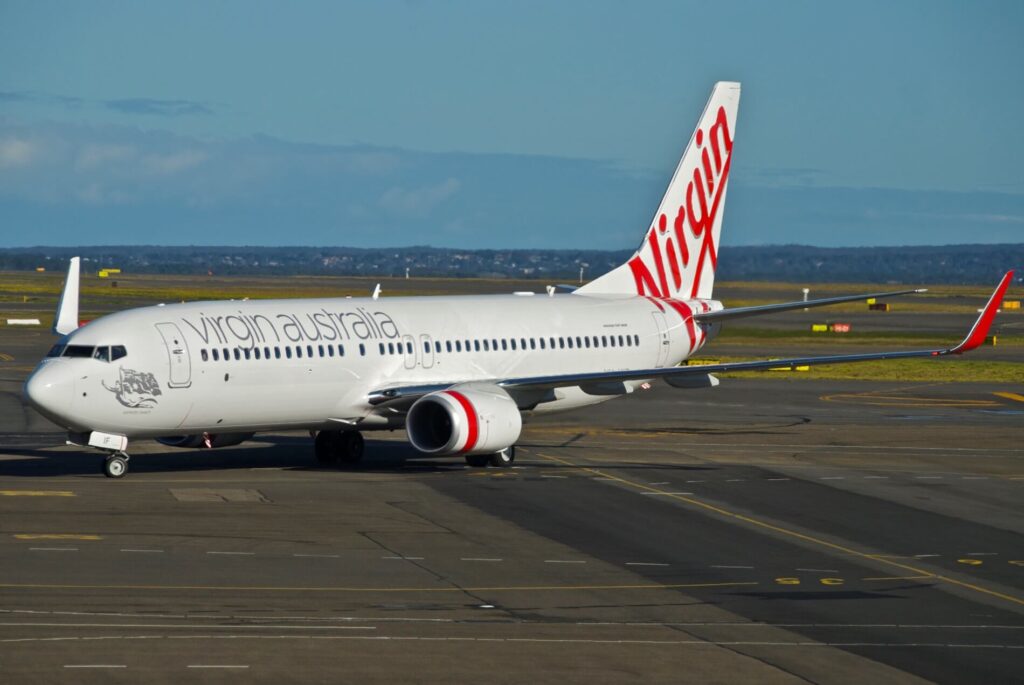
[651,311,670,367]
[155,322,192,388]
[402,334,417,370]
[420,334,434,369]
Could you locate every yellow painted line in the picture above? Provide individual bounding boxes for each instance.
[0,580,759,593]
[537,452,1024,608]
[819,578,844,586]
[994,392,1024,403]
[0,490,75,497]
[13,534,102,541]
[822,394,998,408]
[861,575,933,582]
[0,353,14,362]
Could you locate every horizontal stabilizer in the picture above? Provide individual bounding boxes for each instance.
[694,287,927,323]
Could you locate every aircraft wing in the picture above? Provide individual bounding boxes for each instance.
[366,271,1012,408]
[693,287,926,324]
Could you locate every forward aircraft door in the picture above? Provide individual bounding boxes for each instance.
[154,322,192,388]
[651,311,670,367]
[420,334,434,369]
[402,334,417,370]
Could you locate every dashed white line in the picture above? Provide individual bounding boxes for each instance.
[121,549,164,553]
[625,562,670,567]
[797,568,840,573]
[726,479,746,482]
[712,565,754,570]
[648,482,670,485]
[967,552,998,557]
[206,551,254,556]
[64,664,126,669]
[863,476,889,480]
[915,476,943,480]
[29,547,77,552]
[820,477,845,481]
[382,556,424,561]
[766,478,790,482]
[544,559,586,564]
[914,554,941,558]
[685,480,705,483]
[540,475,567,479]
[460,557,503,562]
[962,476,989,480]
[188,665,250,669]
[642,492,693,496]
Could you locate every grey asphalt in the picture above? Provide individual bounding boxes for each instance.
[0,322,1022,683]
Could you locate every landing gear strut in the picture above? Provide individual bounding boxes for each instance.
[314,430,364,467]
[103,452,129,478]
[464,445,515,468]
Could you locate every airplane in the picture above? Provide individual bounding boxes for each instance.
[22,81,1014,478]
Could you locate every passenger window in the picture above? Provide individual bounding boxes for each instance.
[609,336,616,347]
[634,335,640,346]
[379,343,385,355]
[93,346,111,362]
[474,340,481,352]
[286,347,293,359]
[306,345,313,357]
[501,339,508,351]
[406,342,413,354]
[559,337,565,349]
[327,345,334,358]
[264,346,271,359]
[318,344,325,357]
[338,344,345,357]
[232,348,240,360]
[483,340,490,351]
[434,341,441,353]
[539,338,545,350]
[212,349,219,361]
[424,341,430,353]
[530,338,536,350]
[618,335,624,347]
[359,343,365,356]
[446,341,452,353]
[275,346,281,359]
[520,338,526,349]
[491,339,498,350]
[244,348,252,360]
[584,337,590,349]
[388,342,395,355]
[254,347,261,360]
[455,341,462,352]
[200,349,209,362]
[575,336,582,348]
[464,340,471,351]
[601,336,608,347]
[510,339,516,351]
[222,347,229,361]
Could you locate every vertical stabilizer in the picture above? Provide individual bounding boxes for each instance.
[53,257,80,335]
[578,81,740,300]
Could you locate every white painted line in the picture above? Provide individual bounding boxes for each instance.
[648,482,670,485]
[540,475,567,479]
[207,551,255,556]
[188,665,250,669]
[962,476,989,480]
[293,554,340,558]
[820,477,845,480]
[29,547,77,552]
[967,552,998,556]
[915,476,943,480]
[460,558,503,562]
[797,568,840,573]
[382,556,424,560]
[726,479,746,482]
[65,664,126,669]
[914,554,941,558]
[712,565,754,570]
[685,480,705,483]
[625,562,669,567]
[544,559,586,564]
[766,478,790,482]
[863,476,889,479]
[120,549,164,553]
[642,492,692,496]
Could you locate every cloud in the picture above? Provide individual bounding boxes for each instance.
[76,143,136,170]
[104,98,213,117]
[142,149,208,175]
[379,178,461,217]
[0,138,35,168]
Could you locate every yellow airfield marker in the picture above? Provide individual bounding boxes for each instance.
[0,490,75,497]
[13,534,102,541]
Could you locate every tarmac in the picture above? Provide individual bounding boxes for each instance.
[0,321,1022,683]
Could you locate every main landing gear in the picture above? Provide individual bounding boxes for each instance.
[103,452,129,479]
[465,445,515,469]
[314,430,365,467]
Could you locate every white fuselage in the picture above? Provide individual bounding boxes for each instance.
[25,292,717,439]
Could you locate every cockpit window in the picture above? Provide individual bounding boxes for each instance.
[111,345,127,360]
[46,344,66,358]
[93,346,111,362]
[63,345,94,358]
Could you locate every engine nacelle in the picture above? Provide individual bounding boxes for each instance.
[406,385,522,455]
[156,432,253,449]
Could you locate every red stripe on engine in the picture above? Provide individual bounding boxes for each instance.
[445,391,479,453]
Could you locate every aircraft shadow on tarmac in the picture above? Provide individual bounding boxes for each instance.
[0,433,721,477]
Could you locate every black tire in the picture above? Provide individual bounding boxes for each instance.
[103,455,128,478]
[465,453,490,467]
[314,431,339,465]
[489,446,515,468]
[338,431,364,465]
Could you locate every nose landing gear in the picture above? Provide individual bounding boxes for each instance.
[103,452,129,478]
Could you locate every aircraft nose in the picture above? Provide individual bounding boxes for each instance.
[23,363,73,424]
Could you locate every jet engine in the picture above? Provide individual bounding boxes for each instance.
[406,385,522,455]
[156,433,253,449]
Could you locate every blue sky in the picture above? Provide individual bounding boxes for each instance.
[1,0,1022,249]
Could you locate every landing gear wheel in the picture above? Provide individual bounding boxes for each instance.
[338,431,364,465]
[489,446,515,468]
[314,431,339,465]
[465,453,490,468]
[103,454,128,479]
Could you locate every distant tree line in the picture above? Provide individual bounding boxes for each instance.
[0,243,1019,285]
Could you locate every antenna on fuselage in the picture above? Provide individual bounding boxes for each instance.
[53,256,80,336]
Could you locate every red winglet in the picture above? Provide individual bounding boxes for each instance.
[949,270,1014,354]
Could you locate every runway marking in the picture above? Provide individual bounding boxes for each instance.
[766,478,790,481]
[862,575,933,582]
[994,392,1024,403]
[0,490,75,497]
[14,534,100,540]
[915,476,943,480]
[822,390,999,408]
[0,622,377,631]
[915,554,941,558]
[536,452,1024,608]
[544,559,586,564]
[797,568,839,573]
[820,578,844,586]
[120,549,164,553]
[712,565,753,570]
[958,559,983,566]
[382,556,424,561]
[626,562,669,567]
[648,481,670,485]
[1010,561,1024,567]
[962,476,989,480]
[293,554,339,558]
[642,491,692,496]
[775,578,800,585]
[967,552,998,556]
[863,476,889,479]
[29,547,77,552]
[189,665,249,669]
[820,477,845,480]
[461,558,503,562]
[0,580,760,593]
[207,551,255,556]
[64,664,126,669]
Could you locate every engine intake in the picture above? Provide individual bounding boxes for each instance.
[156,432,253,449]
[406,385,521,455]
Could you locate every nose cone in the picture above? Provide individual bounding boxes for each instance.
[23,363,73,425]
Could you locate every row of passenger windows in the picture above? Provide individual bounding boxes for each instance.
[198,333,641,363]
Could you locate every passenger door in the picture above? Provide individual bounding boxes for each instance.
[155,322,192,388]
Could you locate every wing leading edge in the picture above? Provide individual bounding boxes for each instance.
[367,271,1013,407]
